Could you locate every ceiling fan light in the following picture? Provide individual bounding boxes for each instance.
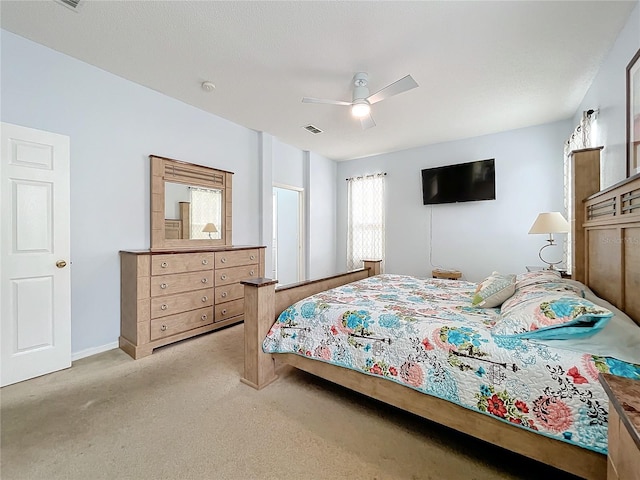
[351,102,371,118]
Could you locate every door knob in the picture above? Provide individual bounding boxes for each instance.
[56,260,67,268]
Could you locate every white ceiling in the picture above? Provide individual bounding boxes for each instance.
[1,1,636,161]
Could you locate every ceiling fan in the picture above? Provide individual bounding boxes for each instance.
[302,72,418,129]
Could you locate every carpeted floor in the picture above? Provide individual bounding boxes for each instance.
[1,324,580,480]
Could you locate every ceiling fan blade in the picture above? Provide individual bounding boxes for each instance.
[366,75,419,105]
[360,113,376,130]
[302,97,352,106]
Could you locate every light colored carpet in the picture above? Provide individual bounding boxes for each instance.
[1,324,579,480]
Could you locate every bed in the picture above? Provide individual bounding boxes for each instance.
[241,173,640,480]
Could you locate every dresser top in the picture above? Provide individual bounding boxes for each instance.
[121,245,265,254]
[599,373,640,449]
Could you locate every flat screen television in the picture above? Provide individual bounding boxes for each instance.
[421,158,495,205]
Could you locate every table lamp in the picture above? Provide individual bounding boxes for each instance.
[202,222,218,239]
[528,212,569,270]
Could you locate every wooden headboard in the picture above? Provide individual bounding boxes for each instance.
[581,173,640,326]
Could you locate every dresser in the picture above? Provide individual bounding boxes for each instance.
[599,373,640,480]
[120,246,265,359]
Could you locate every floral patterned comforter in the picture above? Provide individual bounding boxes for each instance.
[263,274,640,454]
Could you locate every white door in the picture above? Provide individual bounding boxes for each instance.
[273,185,303,286]
[1,123,71,387]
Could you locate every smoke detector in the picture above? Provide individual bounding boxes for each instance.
[201,81,216,92]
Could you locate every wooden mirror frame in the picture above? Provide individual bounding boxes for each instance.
[150,155,233,251]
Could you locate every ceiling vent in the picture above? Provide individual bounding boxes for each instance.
[54,0,84,12]
[303,124,323,135]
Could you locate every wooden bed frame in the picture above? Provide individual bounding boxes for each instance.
[241,172,640,480]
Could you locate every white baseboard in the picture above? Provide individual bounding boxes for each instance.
[72,341,119,361]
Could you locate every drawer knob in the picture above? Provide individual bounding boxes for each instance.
[250,255,256,260]
[161,304,168,310]
[250,270,255,276]
[222,309,227,315]
[160,283,168,289]
[221,258,227,263]
[201,278,208,284]
[202,296,208,302]
[161,325,167,331]
[201,314,207,321]
[161,262,168,268]
[221,274,227,280]
[202,259,208,265]
[221,292,227,298]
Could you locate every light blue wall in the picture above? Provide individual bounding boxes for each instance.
[309,152,337,279]
[574,1,640,186]
[336,120,572,282]
[273,139,305,188]
[1,30,261,355]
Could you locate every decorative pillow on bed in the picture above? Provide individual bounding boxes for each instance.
[471,272,516,308]
[500,280,584,313]
[492,292,613,340]
[515,270,562,290]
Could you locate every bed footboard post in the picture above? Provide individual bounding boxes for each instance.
[241,278,279,390]
[363,260,382,276]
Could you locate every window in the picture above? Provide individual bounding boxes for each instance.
[190,187,222,240]
[347,173,385,270]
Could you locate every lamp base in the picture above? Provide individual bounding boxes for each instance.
[538,240,563,270]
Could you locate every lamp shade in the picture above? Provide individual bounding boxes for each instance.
[528,212,569,234]
[202,223,218,233]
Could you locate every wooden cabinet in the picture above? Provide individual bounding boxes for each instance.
[120,246,265,359]
[599,373,640,480]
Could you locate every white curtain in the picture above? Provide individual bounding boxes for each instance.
[347,173,385,271]
[563,109,597,273]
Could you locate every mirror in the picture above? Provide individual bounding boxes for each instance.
[150,155,232,251]
[164,182,223,240]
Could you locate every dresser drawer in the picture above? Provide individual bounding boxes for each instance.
[214,249,259,268]
[150,306,213,341]
[215,298,244,322]
[216,264,258,286]
[214,283,244,304]
[151,253,215,275]
[150,288,214,318]
[151,270,214,297]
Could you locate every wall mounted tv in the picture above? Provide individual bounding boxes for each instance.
[421,158,495,205]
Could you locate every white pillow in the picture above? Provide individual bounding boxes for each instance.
[471,272,516,308]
